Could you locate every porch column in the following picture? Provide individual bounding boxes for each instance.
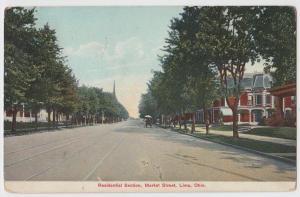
[283,97,285,117]
[263,109,267,117]
[276,96,284,119]
[248,109,251,123]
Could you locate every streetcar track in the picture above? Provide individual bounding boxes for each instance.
[82,136,125,181]
[25,131,112,180]
[4,135,84,155]
[5,139,81,168]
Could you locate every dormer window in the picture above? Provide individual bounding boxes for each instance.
[264,76,271,88]
[256,95,262,105]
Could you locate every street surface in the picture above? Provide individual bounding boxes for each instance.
[4,119,296,181]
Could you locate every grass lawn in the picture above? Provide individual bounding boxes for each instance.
[4,121,73,136]
[244,127,296,140]
[210,125,232,131]
[210,124,252,132]
[4,121,52,131]
[193,133,296,154]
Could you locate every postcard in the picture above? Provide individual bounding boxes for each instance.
[2,1,297,193]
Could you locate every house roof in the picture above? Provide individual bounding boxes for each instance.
[226,73,273,90]
[269,83,296,97]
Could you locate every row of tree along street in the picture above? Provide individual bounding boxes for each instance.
[139,6,296,138]
[4,7,129,132]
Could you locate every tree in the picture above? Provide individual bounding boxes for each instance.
[56,68,78,123]
[35,24,67,125]
[168,7,220,134]
[75,86,128,125]
[5,7,129,132]
[254,6,296,86]
[196,7,258,138]
[4,7,37,131]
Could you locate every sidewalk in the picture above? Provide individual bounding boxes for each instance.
[189,126,296,147]
[170,125,296,164]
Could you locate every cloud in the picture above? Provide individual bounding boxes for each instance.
[64,37,148,71]
[64,41,106,58]
[113,37,145,59]
[63,37,164,118]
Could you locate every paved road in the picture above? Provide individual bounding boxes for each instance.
[4,119,296,181]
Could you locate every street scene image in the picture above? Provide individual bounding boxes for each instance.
[3,6,296,189]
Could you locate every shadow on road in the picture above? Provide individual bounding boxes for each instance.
[113,120,296,177]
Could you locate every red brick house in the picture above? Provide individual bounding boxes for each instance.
[195,73,295,125]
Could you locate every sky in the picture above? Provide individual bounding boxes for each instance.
[35,6,264,118]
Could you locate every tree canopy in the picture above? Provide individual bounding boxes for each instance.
[139,6,296,137]
[4,7,128,131]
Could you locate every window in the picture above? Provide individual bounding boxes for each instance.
[256,95,262,105]
[291,96,296,104]
[263,76,272,88]
[266,95,271,105]
[247,95,253,105]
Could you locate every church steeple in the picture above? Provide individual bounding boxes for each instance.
[113,80,116,98]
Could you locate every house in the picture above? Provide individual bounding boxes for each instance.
[4,105,49,122]
[195,73,295,125]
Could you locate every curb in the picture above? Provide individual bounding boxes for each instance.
[3,122,120,137]
[162,126,296,165]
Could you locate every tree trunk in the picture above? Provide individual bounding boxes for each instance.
[191,113,195,133]
[232,106,239,138]
[47,108,51,123]
[179,115,182,129]
[34,112,38,131]
[52,109,56,127]
[11,106,17,132]
[226,96,240,138]
[204,109,210,134]
[56,112,59,125]
[173,116,176,128]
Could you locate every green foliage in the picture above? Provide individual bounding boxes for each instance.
[139,91,158,119]
[253,7,296,86]
[4,7,37,108]
[139,6,295,137]
[74,86,128,121]
[4,7,128,131]
[244,127,296,140]
[139,6,221,119]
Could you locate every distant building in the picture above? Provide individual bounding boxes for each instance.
[113,80,116,98]
[4,107,49,122]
